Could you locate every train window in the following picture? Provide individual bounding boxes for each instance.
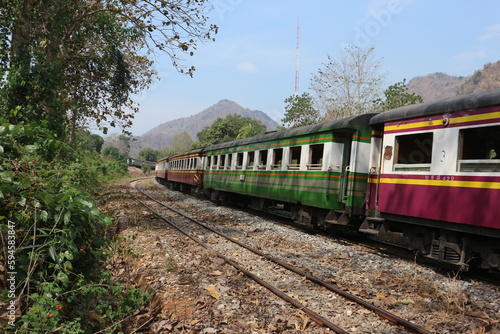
[394,133,433,171]
[205,156,211,170]
[247,151,255,169]
[212,156,218,169]
[308,144,323,170]
[458,125,500,172]
[288,146,301,170]
[236,152,244,169]
[220,155,226,169]
[258,150,268,169]
[271,148,283,170]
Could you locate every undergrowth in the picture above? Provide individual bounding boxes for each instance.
[0,119,151,333]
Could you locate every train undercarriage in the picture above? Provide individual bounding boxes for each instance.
[361,215,500,272]
[158,180,500,272]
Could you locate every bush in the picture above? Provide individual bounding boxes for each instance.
[0,119,148,332]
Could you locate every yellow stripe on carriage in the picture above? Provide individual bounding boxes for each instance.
[379,177,500,190]
[384,111,500,132]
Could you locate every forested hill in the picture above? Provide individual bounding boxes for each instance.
[407,61,500,102]
[130,99,279,156]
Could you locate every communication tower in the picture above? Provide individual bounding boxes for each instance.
[294,19,300,96]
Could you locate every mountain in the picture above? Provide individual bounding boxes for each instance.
[407,61,500,102]
[130,99,279,156]
[407,72,466,102]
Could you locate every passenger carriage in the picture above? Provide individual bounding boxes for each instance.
[155,156,168,184]
[202,113,376,229]
[366,89,500,270]
[164,149,205,193]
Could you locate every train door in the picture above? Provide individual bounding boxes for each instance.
[339,132,353,204]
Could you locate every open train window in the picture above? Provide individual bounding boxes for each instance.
[288,146,301,170]
[220,155,226,169]
[257,150,268,169]
[236,152,244,169]
[458,125,500,172]
[308,144,323,170]
[271,148,283,170]
[394,133,433,171]
[247,151,255,169]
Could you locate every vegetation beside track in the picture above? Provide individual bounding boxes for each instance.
[0,120,150,333]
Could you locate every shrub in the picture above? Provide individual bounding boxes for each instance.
[0,119,148,332]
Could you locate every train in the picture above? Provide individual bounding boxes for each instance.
[155,89,500,272]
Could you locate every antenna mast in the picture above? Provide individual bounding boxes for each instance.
[294,19,300,96]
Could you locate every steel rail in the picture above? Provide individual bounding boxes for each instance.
[129,182,349,333]
[131,181,433,334]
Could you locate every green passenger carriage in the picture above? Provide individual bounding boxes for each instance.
[202,113,376,229]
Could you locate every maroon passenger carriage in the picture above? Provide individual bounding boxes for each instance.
[155,156,168,181]
[157,149,205,193]
[365,89,500,271]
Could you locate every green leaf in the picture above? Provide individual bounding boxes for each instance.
[64,211,71,224]
[24,145,37,153]
[0,171,12,182]
[49,246,59,263]
[63,261,73,271]
[56,271,69,284]
[18,197,27,206]
[40,210,48,221]
[62,250,74,261]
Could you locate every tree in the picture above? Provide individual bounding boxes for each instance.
[74,128,105,153]
[138,147,159,162]
[282,92,322,128]
[171,131,195,154]
[237,122,267,139]
[102,146,127,162]
[156,132,195,157]
[195,114,267,147]
[375,79,423,112]
[310,45,385,119]
[0,0,218,141]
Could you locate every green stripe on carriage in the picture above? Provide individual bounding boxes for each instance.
[204,170,368,210]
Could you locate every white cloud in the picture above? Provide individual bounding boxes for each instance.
[479,24,500,40]
[237,61,258,72]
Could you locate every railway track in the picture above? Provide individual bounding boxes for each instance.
[129,179,432,334]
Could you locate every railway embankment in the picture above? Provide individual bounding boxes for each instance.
[100,170,500,333]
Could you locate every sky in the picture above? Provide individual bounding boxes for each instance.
[126,0,500,136]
